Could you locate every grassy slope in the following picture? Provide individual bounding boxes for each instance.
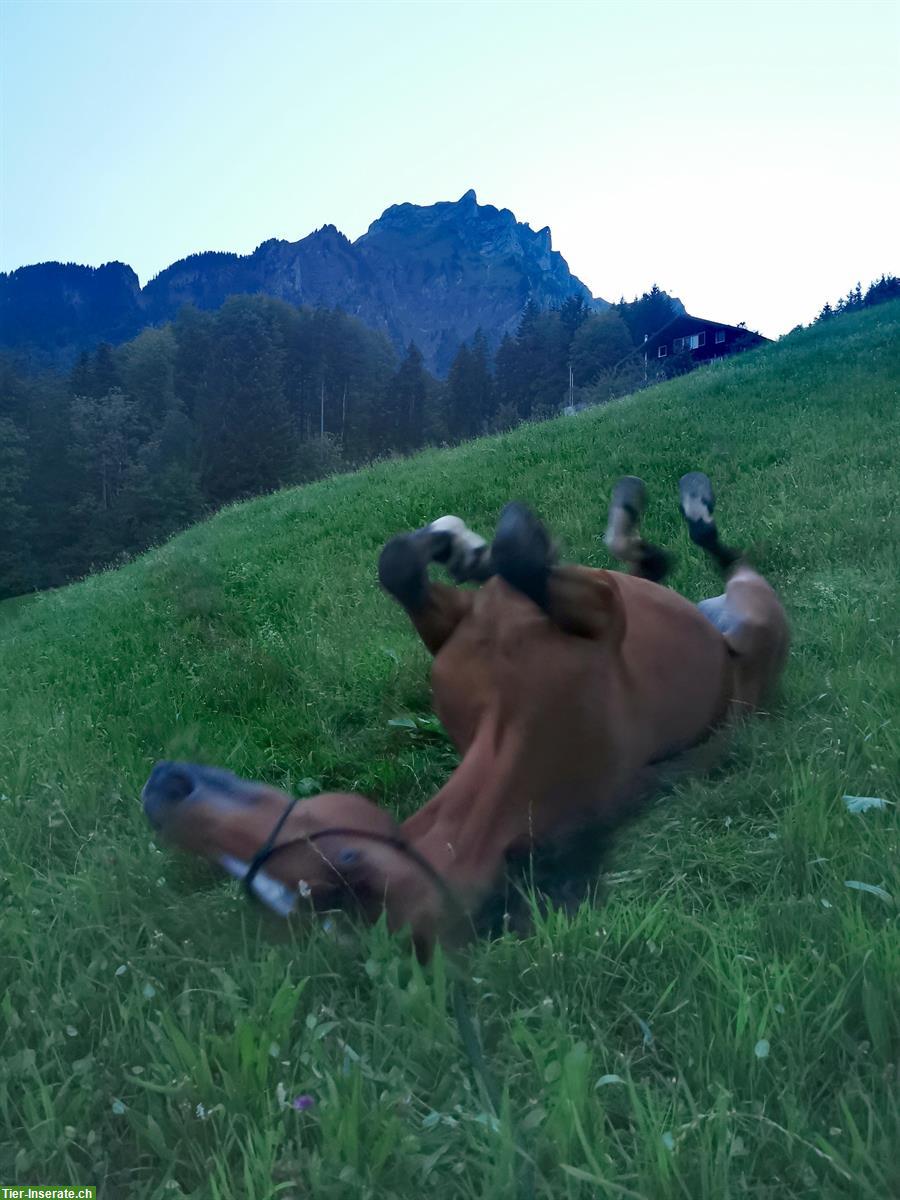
[1,305,898,1199]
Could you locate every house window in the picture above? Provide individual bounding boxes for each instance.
[674,334,705,352]
[681,332,705,350]
[715,330,725,344]
[658,345,667,358]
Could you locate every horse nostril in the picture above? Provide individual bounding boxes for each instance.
[143,761,198,806]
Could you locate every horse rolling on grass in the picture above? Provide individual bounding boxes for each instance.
[142,471,789,960]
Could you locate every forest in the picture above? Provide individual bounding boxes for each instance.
[2,275,895,600]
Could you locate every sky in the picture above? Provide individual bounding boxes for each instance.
[1,0,898,338]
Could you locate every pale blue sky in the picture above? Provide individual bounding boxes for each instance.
[2,0,898,336]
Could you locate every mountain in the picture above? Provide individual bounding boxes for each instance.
[0,261,143,368]
[0,191,608,374]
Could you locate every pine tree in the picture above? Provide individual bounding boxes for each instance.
[447,332,494,440]
[200,297,297,504]
[864,274,900,307]
[447,343,473,440]
[557,296,590,337]
[91,343,122,397]
[816,301,834,323]
[615,285,676,344]
[470,330,495,431]
[0,417,32,598]
[172,305,214,419]
[493,333,521,430]
[392,343,428,452]
[69,351,94,398]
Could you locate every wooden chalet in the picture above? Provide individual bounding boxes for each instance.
[646,314,768,364]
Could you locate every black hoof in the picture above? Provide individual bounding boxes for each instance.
[378,529,449,610]
[491,502,555,609]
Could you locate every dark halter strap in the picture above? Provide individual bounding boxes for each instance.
[242,799,463,920]
[242,795,301,899]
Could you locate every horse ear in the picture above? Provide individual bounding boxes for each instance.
[546,568,626,643]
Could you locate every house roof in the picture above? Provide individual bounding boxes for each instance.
[646,313,769,344]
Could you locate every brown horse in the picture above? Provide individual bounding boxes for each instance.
[143,472,788,959]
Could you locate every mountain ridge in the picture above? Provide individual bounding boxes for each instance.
[1,191,609,374]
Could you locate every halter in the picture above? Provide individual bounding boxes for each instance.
[239,796,465,923]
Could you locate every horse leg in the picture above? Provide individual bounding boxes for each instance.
[378,515,490,655]
[603,475,673,583]
[680,472,790,711]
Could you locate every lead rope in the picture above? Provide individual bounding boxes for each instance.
[244,814,536,1199]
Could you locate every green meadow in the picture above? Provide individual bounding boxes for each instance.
[1,303,898,1198]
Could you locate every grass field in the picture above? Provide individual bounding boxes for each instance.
[1,304,898,1199]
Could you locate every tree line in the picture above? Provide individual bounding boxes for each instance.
[2,289,685,600]
[813,274,899,324]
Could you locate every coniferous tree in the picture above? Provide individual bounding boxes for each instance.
[390,343,428,452]
[511,302,544,419]
[90,343,122,397]
[557,295,591,337]
[172,305,214,419]
[493,333,521,432]
[447,342,474,440]
[447,332,494,439]
[0,417,32,597]
[200,297,296,504]
[526,311,570,417]
[470,330,495,431]
[69,351,94,398]
[864,274,900,306]
[342,322,397,460]
[614,285,676,344]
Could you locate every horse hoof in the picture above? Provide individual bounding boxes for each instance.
[609,475,647,521]
[679,473,720,551]
[377,533,436,609]
[679,472,716,525]
[428,516,492,582]
[492,502,555,608]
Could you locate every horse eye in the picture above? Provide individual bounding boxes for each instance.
[337,848,360,867]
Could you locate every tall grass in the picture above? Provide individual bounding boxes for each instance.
[1,304,898,1198]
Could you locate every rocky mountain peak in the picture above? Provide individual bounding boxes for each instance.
[2,193,607,374]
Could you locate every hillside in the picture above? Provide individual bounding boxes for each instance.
[0,304,898,1197]
[0,191,610,373]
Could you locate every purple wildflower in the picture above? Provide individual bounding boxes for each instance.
[292,1094,315,1111]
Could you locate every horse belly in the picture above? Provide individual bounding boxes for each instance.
[615,577,732,760]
